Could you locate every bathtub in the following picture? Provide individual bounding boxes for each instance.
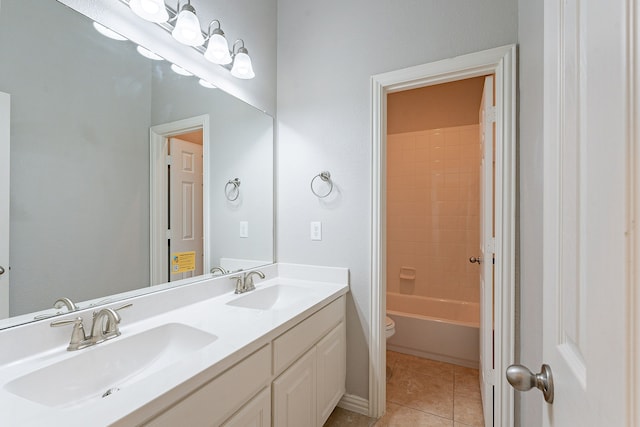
[386,292,480,368]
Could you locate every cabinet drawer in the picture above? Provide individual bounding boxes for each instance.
[145,344,271,427]
[273,295,345,376]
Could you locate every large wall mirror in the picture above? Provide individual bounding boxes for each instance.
[0,0,274,328]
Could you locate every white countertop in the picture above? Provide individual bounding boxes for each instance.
[0,263,349,426]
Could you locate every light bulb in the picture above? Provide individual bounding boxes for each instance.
[198,79,217,89]
[172,4,204,46]
[129,0,169,23]
[171,64,193,76]
[231,50,255,79]
[204,33,232,65]
[136,46,163,61]
[92,22,127,41]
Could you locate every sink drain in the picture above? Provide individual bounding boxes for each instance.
[102,387,120,398]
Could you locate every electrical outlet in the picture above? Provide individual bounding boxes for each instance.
[310,221,322,241]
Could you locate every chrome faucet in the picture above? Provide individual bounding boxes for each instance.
[210,266,227,276]
[230,270,265,294]
[50,303,132,351]
[54,297,78,312]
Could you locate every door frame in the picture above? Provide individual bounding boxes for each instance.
[150,115,210,285]
[369,45,516,424]
[0,92,10,319]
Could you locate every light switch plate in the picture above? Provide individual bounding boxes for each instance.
[240,221,249,238]
[310,221,322,241]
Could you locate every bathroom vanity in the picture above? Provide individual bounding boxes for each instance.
[0,263,348,427]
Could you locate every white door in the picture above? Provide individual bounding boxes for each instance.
[478,75,494,427]
[538,0,633,424]
[169,137,203,281]
[0,92,9,319]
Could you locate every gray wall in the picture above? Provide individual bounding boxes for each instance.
[517,0,544,425]
[150,63,274,268]
[1,0,153,315]
[277,0,518,400]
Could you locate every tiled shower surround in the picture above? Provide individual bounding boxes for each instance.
[386,125,480,304]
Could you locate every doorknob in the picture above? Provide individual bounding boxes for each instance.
[506,364,554,403]
[469,256,481,264]
[0,266,4,275]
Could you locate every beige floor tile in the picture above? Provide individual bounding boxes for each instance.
[454,366,481,394]
[387,351,455,381]
[375,402,453,427]
[453,390,484,426]
[386,365,454,419]
[323,407,376,427]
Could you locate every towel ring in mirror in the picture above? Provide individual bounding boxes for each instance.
[225,178,241,201]
[311,171,333,198]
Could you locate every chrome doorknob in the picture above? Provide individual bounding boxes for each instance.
[506,364,554,403]
[0,266,4,275]
[469,256,481,264]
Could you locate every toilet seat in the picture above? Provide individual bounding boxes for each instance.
[385,316,396,339]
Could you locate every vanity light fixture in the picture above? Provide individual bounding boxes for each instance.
[198,79,217,89]
[136,46,164,60]
[230,40,255,80]
[204,20,232,65]
[129,0,169,23]
[92,22,127,41]
[170,63,193,76]
[171,0,205,47]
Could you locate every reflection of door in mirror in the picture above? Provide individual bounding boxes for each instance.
[168,136,203,282]
[149,115,210,286]
[0,92,9,319]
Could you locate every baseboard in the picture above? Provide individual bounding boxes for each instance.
[337,393,369,416]
[387,344,479,369]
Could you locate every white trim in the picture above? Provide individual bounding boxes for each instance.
[628,0,639,423]
[369,45,517,425]
[0,92,10,319]
[337,393,369,416]
[149,115,210,285]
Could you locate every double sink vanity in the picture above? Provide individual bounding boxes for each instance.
[0,263,349,426]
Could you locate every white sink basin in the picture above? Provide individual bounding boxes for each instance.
[226,285,312,310]
[4,323,217,408]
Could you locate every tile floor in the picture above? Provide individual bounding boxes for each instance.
[324,351,484,427]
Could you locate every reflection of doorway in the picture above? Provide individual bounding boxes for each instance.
[168,134,203,281]
[149,115,210,286]
[369,46,516,425]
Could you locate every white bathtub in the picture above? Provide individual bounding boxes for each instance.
[386,292,480,368]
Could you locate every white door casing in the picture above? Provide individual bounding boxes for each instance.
[478,75,495,427]
[169,138,204,281]
[542,0,637,424]
[150,115,210,286]
[370,45,516,424]
[0,92,9,319]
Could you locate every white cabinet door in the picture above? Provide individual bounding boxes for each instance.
[316,322,346,427]
[540,0,633,424]
[273,347,317,427]
[222,387,270,427]
[0,92,9,319]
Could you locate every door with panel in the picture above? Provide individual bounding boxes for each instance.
[168,137,203,281]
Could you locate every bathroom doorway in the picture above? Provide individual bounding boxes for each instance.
[149,115,211,286]
[370,45,516,425]
[384,75,492,425]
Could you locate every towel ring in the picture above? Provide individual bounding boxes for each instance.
[311,171,333,198]
[225,178,241,201]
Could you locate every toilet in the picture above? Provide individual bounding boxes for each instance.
[385,315,396,339]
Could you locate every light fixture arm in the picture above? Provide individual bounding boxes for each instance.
[169,0,193,23]
[206,19,225,41]
[232,39,247,56]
